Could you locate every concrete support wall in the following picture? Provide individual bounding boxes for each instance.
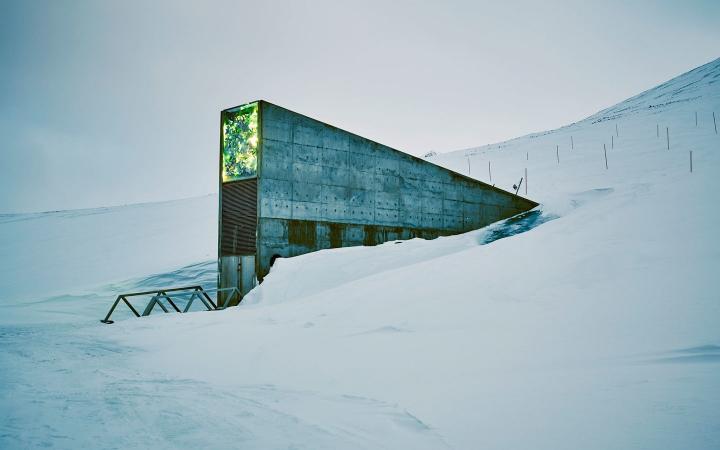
[255,101,536,279]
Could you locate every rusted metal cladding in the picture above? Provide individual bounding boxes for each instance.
[255,101,538,280]
[220,178,257,256]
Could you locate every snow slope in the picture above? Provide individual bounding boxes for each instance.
[430,57,720,206]
[0,195,217,302]
[1,58,720,449]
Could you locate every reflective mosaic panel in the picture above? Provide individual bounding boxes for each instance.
[222,102,259,182]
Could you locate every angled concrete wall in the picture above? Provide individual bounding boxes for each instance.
[254,101,537,279]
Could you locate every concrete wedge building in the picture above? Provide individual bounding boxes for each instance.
[219,101,538,301]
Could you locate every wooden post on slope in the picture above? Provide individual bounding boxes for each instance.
[667,127,670,150]
[488,161,492,182]
[695,111,698,127]
[571,135,574,150]
[604,144,608,169]
[615,123,619,137]
[657,123,659,138]
[467,156,471,175]
[690,151,693,173]
[556,145,559,164]
[612,135,614,149]
[714,112,717,134]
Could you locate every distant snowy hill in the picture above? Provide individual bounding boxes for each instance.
[1,59,719,449]
[429,57,720,203]
[0,195,216,302]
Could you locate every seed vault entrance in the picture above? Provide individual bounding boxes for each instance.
[218,102,259,305]
[217,100,538,304]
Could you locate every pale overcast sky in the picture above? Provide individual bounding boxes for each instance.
[1,0,718,212]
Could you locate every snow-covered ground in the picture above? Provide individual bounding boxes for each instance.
[1,58,719,449]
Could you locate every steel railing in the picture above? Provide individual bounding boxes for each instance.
[100,285,242,324]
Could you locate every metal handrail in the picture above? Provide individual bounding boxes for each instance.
[216,287,241,309]
[100,285,233,324]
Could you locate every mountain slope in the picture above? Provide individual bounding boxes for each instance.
[429,57,720,205]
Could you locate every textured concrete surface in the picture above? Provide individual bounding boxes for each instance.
[254,101,537,279]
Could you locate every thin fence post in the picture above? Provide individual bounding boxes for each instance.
[604,144,608,169]
[488,161,492,182]
[656,123,659,138]
[515,177,523,195]
[714,112,717,134]
[611,135,614,149]
[556,145,559,164]
[690,151,693,173]
[466,156,471,175]
[695,111,698,127]
[666,127,670,150]
[571,135,574,150]
[615,123,619,137]
[526,151,528,161]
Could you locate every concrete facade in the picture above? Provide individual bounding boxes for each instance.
[250,101,537,280]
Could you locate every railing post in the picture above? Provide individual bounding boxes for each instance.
[198,286,217,309]
[161,291,182,313]
[100,296,123,324]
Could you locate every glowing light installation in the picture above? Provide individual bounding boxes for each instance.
[222,102,258,182]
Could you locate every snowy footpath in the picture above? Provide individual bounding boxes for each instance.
[1,59,719,449]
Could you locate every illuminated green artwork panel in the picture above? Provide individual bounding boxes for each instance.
[222,102,259,182]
